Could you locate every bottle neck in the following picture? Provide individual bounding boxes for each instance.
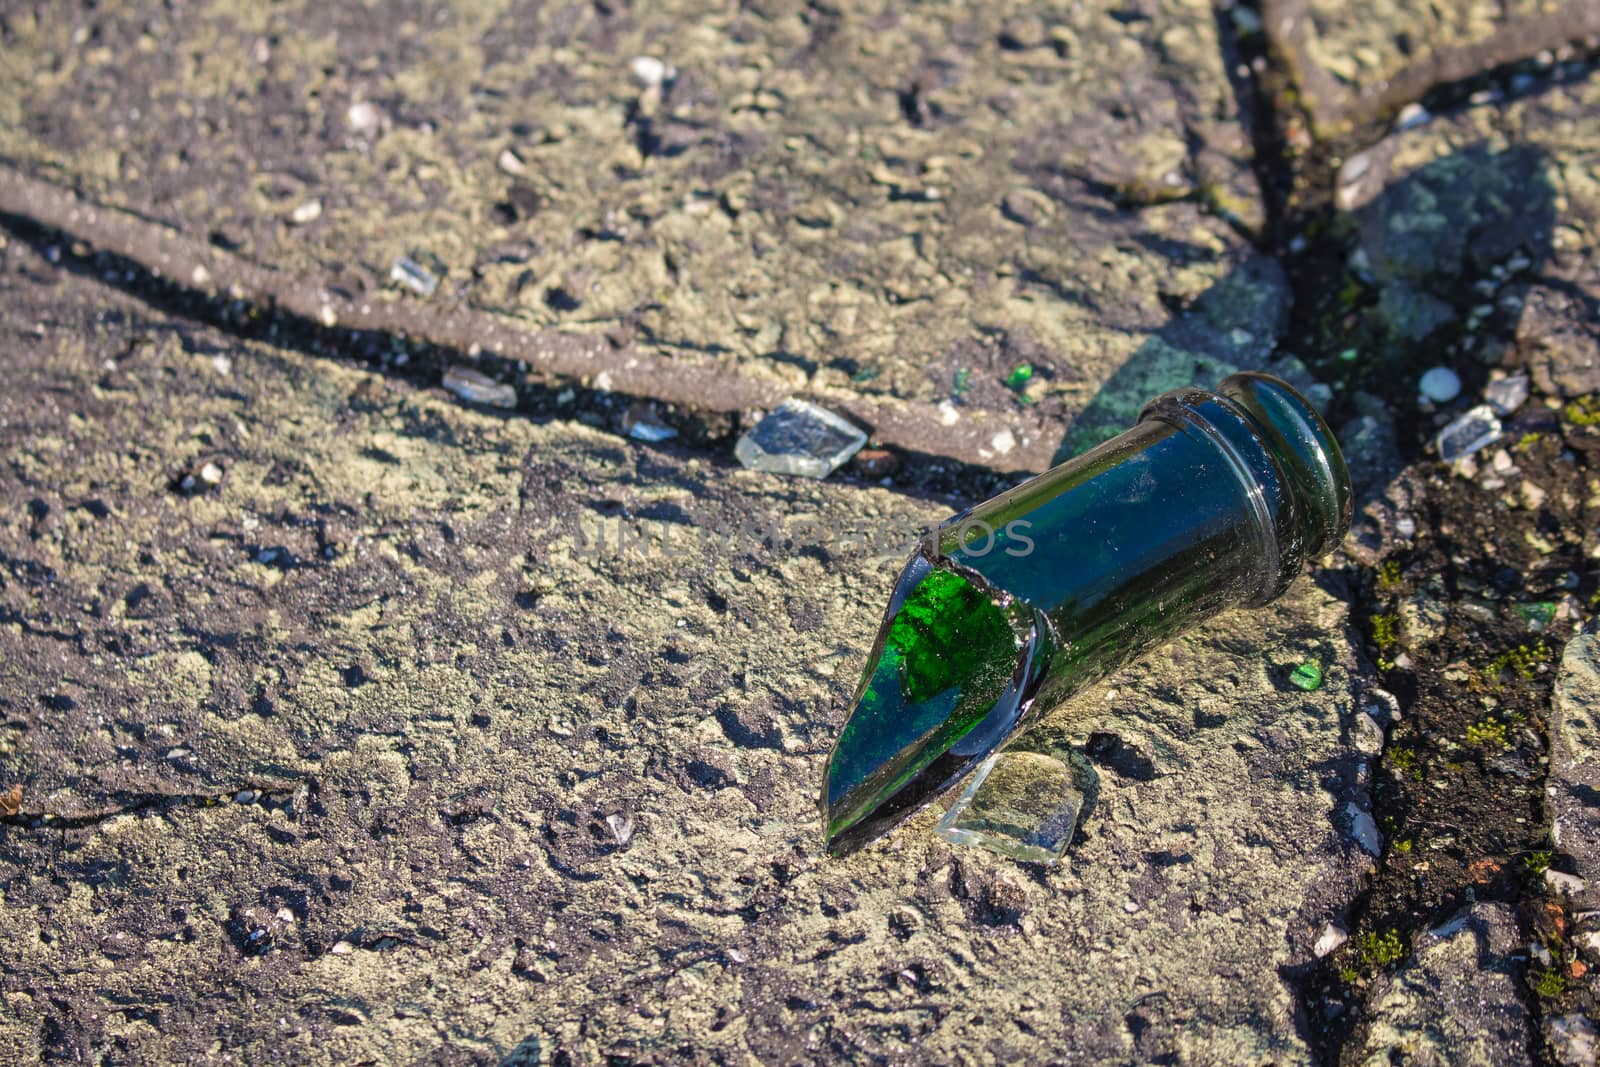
[1139,373,1351,604]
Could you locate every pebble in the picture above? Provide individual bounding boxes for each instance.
[289,200,322,225]
[497,147,527,175]
[1436,405,1502,464]
[628,56,670,88]
[199,461,224,486]
[346,101,382,133]
[1313,923,1349,957]
[1418,367,1462,404]
[1345,803,1382,856]
[1546,869,1586,897]
[1547,1015,1598,1067]
[1365,688,1402,724]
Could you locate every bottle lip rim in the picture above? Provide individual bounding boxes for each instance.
[1219,372,1353,557]
[1137,372,1353,599]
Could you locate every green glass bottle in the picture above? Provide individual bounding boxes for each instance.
[822,372,1351,855]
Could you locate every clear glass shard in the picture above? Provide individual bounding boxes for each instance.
[735,399,867,479]
[442,365,517,408]
[936,748,1092,865]
[1435,404,1502,463]
[389,255,439,297]
[1484,374,1529,416]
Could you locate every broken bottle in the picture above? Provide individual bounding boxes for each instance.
[821,372,1351,856]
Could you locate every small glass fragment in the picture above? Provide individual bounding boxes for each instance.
[952,368,972,396]
[1485,374,1530,415]
[389,255,439,297]
[1290,661,1324,691]
[734,399,867,480]
[620,402,676,442]
[936,750,1088,865]
[628,422,676,443]
[1004,363,1034,391]
[1436,404,1502,463]
[442,365,517,408]
[1418,367,1461,404]
[1514,601,1557,631]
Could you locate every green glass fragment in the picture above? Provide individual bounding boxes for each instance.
[823,566,1023,842]
[1514,601,1557,631]
[952,367,972,396]
[1004,363,1034,390]
[852,366,880,384]
[1289,661,1324,691]
[821,372,1352,856]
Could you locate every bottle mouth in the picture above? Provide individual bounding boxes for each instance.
[1139,372,1351,603]
[1219,372,1351,562]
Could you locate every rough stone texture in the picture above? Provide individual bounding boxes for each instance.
[1359,903,1533,1067]
[1552,623,1600,900]
[1302,0,1564,92]
[4,0,1598,1063]
[0,0,1268,457]
[0,243,1377,1062]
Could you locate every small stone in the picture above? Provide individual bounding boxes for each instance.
[1436,405,1502,464]
[854,448,899,478]
[1522,482,1547,510]
[1289,661,1323,691]
[734,399,866,480]
[1314,923,1349,957]
[1485,375,1530,415]
[234,790,256,804]
[442,366,517,408]
[1546,869,1586,896]
[330,940,354,955]
[1395,103,1431,130]
[1548,1015,1599,1067]
[199,462,224,486]
[289,199,322,225]
[628,56,670,88]
[346,101,382,133]
[389,256,439,297]
[497,147,527,175]
[1366,688,1402,724]
[1001,189,1051,227]
[1418,367,1462,404]
[1345,803,1381,856]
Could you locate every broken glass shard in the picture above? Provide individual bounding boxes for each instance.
[1436,404,1502,463]
[936,749,1090,865]
[735,399,867,479]
[1290,661,1324,691]
[1485,374,1529,416]
[389,255,439,297]
[442,365,517,408]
